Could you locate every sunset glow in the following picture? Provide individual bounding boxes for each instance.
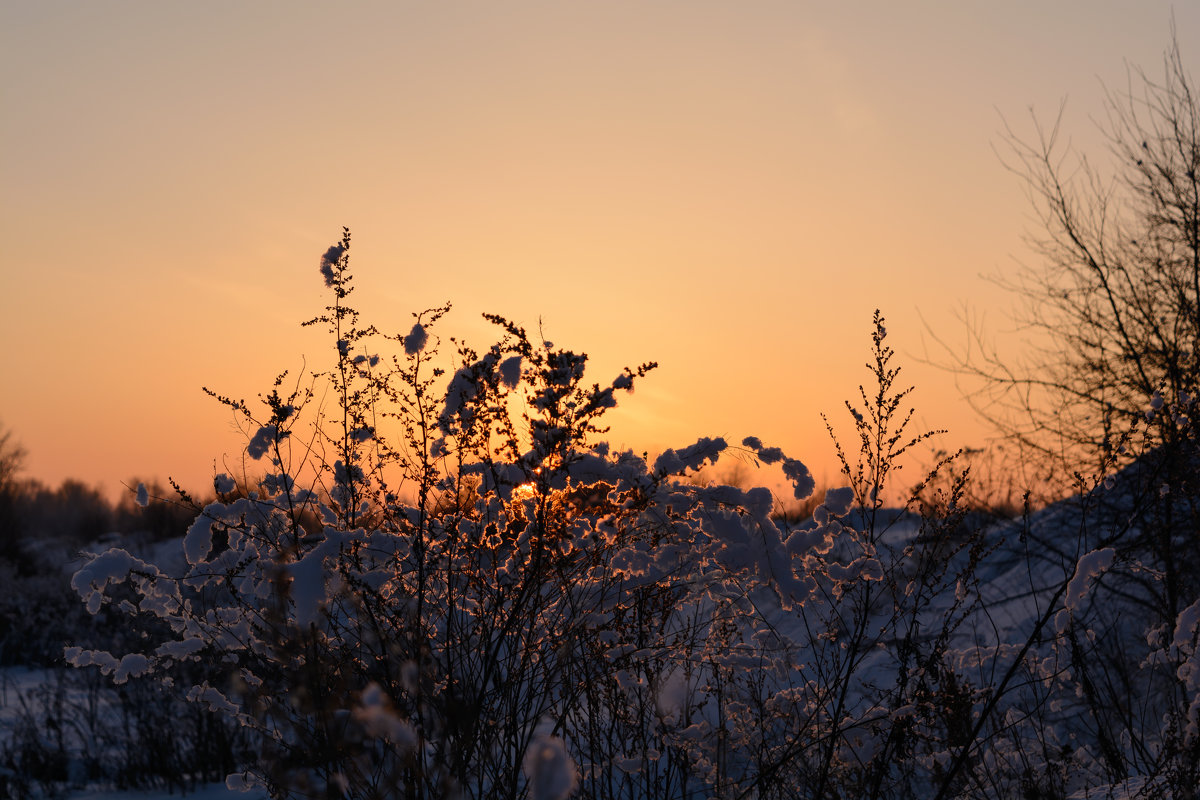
[1,2,1196,500]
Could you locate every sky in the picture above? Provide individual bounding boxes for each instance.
[1,2,1197,502]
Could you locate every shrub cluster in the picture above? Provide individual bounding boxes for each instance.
[64,232,1200,800]
[0,476,253,798]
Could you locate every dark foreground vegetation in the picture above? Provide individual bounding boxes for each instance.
[0,440,257,797]
[2,33,1199,800]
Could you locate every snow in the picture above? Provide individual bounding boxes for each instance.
[741,436,785,464]
[245,424,276,460]
[70,547,171,616]
[439,366,478,430]
[499,355,522,388]
[318,243,344,286]
[184,506,217,565]
[354,683,416,746]
[112,653,150,684]
[523,735,578,800]
[653,436,726,474]
[1175,598,1200,652]
[187,684,240,717]
[64,783,268,800]
[287,540,332,627]
[1064,547,1116,611]
[782,457,815,499]
[405,322,428,355]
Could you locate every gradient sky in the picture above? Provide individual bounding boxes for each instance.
[2,2,1196,501]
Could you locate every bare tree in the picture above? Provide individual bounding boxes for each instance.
[0,423,27,566]
[923,35,1200,691]
[0,424,25,494]
[937,33,1200,497]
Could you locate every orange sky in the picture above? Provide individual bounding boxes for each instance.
[2,2,1196,502]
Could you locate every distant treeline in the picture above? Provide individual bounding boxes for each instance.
[0,475,195,577]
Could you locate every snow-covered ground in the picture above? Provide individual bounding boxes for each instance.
[64,783,267,800]
[1,661,263,800]
[3,448,1194,798]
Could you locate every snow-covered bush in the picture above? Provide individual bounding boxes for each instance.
[65,232,810,797]
[64,232,1067,799]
